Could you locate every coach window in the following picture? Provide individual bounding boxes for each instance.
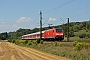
[37,34,39,36]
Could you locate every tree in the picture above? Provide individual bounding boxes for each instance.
[0,32,8,40]
[73,25,79,32]
[86,20,90,29]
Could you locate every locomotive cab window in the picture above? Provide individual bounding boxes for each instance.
[56,29,63,32]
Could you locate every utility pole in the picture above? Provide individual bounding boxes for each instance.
[40,11,42,40]
[67,18,69,41]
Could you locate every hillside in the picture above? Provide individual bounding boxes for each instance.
[0,20,90,41]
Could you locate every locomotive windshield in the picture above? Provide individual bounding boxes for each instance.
[56,29,63,32]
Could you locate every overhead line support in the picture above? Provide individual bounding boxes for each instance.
[40,11,42,40]
[67,18,70,41]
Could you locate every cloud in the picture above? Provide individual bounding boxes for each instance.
[11,24,19,28]
[0,23,19,33]
[0,19,4,21]
[48,17,56,21]
[0,22,7,27]
[16,17,31,23]
[1,22,5,24]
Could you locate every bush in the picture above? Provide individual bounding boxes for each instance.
[73,42,89,51]
[15,40,19,44]
[73,41,78,47]
[12,40,15,43]
[40,40,43,44]
[27,40,32,45]
[24,40,28,44]
[32,40,37,45]
[27,42,32,45]
[7,39,12,42]
[79,33,86,38]
[36,38,41,44]
[82,42,89,49]
[69,31,75,37]
[87,34,90,38]
[74,42,83,51]
[19,40,25,44]
[54,41,58,46]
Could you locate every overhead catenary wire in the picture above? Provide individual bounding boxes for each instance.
[30,0,90,29]
[75,11,90,21]
[60,18,66,24]
[36,0,90,28]
[71,11,89,18]
[44,0,74,13]
[67,4,90,20]
[41,0,74,27]
[42,19,49,26]
[67,4,90,15]
[35,0,90,29]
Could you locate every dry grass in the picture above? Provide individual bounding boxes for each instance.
[18,42,90,60]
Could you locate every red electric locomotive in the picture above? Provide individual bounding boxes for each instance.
[44,28,64,41]
[22,28,64,41]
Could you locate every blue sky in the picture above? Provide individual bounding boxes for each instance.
[0,0,90,33]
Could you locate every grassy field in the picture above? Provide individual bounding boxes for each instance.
[15,40,90,60]
[63,36,90,42]
[64,29,90,42]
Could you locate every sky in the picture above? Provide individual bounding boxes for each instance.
[0,0,90,33]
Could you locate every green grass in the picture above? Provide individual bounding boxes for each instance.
[64,29,90,42]
[74,29,90,37]
[63,37,90,42]
[69,37,90,42]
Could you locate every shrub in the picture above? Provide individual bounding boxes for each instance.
[59,43,64,47]
[15,40,19,44]
[74,42,83,51]
[7,39,12,42]
[35,41,38,45]
[12,40,15,43]
[19,40,25,44]
[27,42,32,45]
[82,42,89,49]
[24,40,28,44]
[69,31,75,37]
[87,34,90,38]
[40,40,43,44]
[79,33,86,38]
[36,38,41,44]
[27,40,32,45]
[73,41,78,47]
[32,40,37,45]
[74,42,89,51]
[54,41,58,46]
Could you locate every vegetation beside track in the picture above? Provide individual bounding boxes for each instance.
[7,39,90,60]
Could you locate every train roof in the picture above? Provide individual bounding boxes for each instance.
[22,31,45,37]
[44,28,63,31]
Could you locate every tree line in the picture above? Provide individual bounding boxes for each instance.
[0,20,90,40]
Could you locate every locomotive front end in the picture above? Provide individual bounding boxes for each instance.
[55,28,64,40]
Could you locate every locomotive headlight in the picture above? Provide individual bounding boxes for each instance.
[56,33,63,35]
[56,34,59,35]
[60,33,63,35]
